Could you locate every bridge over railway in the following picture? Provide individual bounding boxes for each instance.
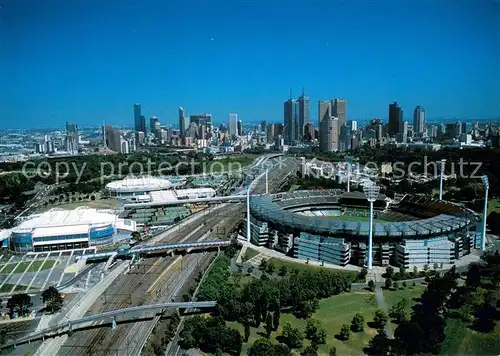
[76,240,232,262]
[2,301,216,350]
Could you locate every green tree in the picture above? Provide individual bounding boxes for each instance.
[278,265,288,276]
[384,278,392,290]
[351,313,364,332]
[248,338,274,356]
[265,313,273,338]
[385,266,394,278]
[368,279,375,292]
[42,286,63,313]
[7,293,32,317]
[329,346,337,356]
[260,259,267,270]
[266,261,275,274]
[389,297,411,324]
[339,323,351,340]
[302,345,318,356]
[273,309,280,331]
[281,322,304,349]
[358,267,368,280]
[368,328,391,355]
[393,281,400,290]
[373,309,388,329]
[244,323,250,342]
[402,281,407,289]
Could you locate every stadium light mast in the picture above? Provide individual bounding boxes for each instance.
[265,169,269,194]
[246,185,251,243]
[347,163,351,192]
[363,181,380,270]
[481,175,489,251]
[439,159,446,200]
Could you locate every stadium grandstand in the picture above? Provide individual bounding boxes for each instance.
[8,208,136,252]
[246,190,480,268]
[106,176,173,198]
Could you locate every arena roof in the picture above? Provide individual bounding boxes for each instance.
[12,208,136,234]
[106,176,172,193]
[250,190,474,239]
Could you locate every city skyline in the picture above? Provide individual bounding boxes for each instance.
[1,0,498,129]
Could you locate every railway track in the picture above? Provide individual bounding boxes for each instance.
[58,204,243,355]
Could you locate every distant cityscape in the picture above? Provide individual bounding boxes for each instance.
[1,92,500,161]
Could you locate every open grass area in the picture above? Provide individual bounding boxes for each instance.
[267,257,359,281]
[440,318,500,356]
[242,247,259,261]
[0,284,30,293]
[0,260,57,274]
[382,284,426,309]
[228,292,379,355]
[206,156,254,173]
[40,198,120,212]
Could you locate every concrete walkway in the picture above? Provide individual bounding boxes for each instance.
[374,285,393,338]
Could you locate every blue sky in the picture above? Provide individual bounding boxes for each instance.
[1,0,499,129]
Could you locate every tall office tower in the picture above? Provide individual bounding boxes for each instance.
[320,116,339,152]
[388,102,403,136]
[150,116,159,136]
[348,120,358,132]
[134,104,142,132]
[304,123,315,141]
[331,99,346,128]
[284,98,299,144]
[260,120,267,134]
[187,122,198,138]
[154,121,162,140]
[413,105,426,137]
[237,120,242,136]
[179,107,189,138]
[266,124,275,142]
[139,115,147,134]
[273,123,284,137]
[460,121,467,134]
[297,90,310,139]
[228,113,238,137]
[104,125,123,152]
[65,121,79,154]
[135,131,145,145]
[318,100,331,128]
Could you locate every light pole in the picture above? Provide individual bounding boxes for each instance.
[481,175,489,251]
[347,163,351,192]
[246,185,251,243]
[439,159,446,200]
[265,169,269,194]
[363,181,380,270]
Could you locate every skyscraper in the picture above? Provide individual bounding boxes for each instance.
[413,105,425,136]
[331,99,346,128]
[388,102,403,136]
[297,90,310,139]
[320,116,339,152]
[140,115,147,134]
[228,113,238,137]
[284,98,299,144]
[179,107,189,138]
[237,120,242,136]
[133,104,142,132]
[150,116,159,136]
[65,121,79,154]
[318,100,331,128]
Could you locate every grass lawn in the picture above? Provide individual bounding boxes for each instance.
[242,247,259,261]
[206,157,254,173]
[0,260,57,274]
[0,284,30,293]
[229,292,379,355]
[267,257,359,281]
[382,284,426,309]
[440,318,500,355]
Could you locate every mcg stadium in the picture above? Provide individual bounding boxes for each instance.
[9,207,136,252]
[247,190,480,268]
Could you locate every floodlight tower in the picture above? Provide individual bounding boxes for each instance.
[439,159,446,200]
[246,184,251,243]
[481,175,489,251]
[363,181,380,270]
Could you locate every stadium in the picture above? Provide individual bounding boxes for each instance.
[9,207,136,252]
[106,176,173,198]
[247,190,481,268]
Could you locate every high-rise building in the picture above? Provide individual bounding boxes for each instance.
[318,100,331,128]
[150,116,159,136]
[65,121,79,154]
[179,107,189,138]
[331,99,346,128]
[320,116,339,152]
[348,120,358,132]
[134,104,143,132]
[104,125,123,152]
[237,120,242,136]
[413,105,426,137]
[228,113,238,137]
[260,120,267,134]
[139,115,147,135]
[284,98,299,144]
[304,123,315,141]
[388,102,403,136]
[298,90,310,139]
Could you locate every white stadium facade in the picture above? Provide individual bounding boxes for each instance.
[9,207,136,252]
[106,176,173,198]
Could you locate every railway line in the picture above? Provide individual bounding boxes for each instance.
[56,203,243,355]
